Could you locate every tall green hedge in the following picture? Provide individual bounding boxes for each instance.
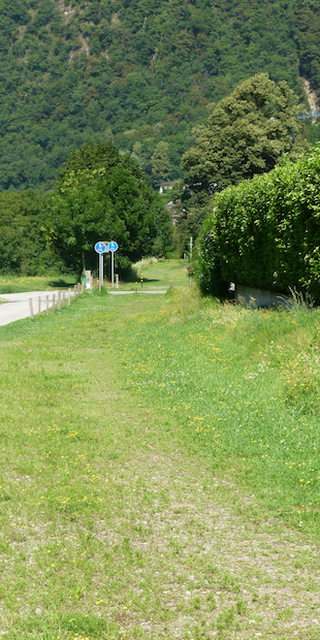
[196,145,320,302]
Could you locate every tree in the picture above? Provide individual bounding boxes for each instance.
[0,1,319,191]
[182,73,308,197]
[0,190,60,275]
[52,142,172,273]
[151,141,170,185]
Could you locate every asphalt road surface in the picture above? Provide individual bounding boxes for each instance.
[0,291,65,327]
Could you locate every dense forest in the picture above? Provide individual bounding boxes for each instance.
[1,0,320,191]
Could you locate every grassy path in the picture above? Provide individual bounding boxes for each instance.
[0,275,320,639]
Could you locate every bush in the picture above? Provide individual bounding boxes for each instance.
[195,145,320,302]
[194,215,227,298]
[0,190,62,276]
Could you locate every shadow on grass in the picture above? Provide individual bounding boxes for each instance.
[48,278,77,288]
[119,265,160,284]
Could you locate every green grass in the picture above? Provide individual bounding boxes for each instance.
[1,265,320,639]
[0,259,188,294]
[104,258,188,291]
[134,257,188,289]
[120,287,320,533]
[0,274,78,294]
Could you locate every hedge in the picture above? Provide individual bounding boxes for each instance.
[195,144,320,302]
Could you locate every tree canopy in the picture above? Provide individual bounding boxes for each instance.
[0,190,60,276]
[52,142,172,273]
[151,142,171,186]
[0,0,319,191]
[182,74,308,196]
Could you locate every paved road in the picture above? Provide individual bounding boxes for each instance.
[0,291,64,327]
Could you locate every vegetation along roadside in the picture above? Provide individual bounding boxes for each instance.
[0,261,320,639]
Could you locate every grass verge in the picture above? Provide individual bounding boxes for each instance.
[119,286,320,535]
[0,275,77,294]
[0,275,320,639]
[105,258,188,291]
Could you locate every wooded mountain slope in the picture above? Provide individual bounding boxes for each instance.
[1,0,320,190]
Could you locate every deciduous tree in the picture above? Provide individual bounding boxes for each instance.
[151,141,171,185]
[52,142,172,273]
[182,73,308,196]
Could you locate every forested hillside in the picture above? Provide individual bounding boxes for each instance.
[1,0,320,190]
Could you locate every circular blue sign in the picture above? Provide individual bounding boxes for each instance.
[94,241,107,254]
[108,241,118,252]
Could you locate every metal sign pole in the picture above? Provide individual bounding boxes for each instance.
[105,241,118,288]
[95,242,108,290]
[99,253,103,292]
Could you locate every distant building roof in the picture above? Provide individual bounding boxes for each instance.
[159,180,178,193]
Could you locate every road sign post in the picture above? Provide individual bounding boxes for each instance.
[111,253,114,289]
[94,242,108,292]
[99,253,103,292]
[108,241,118,288]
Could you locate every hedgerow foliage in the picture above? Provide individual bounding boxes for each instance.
[196,145,320,302]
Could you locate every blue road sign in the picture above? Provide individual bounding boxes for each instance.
[94,241,107,254]
[108,241,118,252]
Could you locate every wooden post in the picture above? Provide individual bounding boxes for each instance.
[46,295,49,316]
[52,294,55,313]
[62,290,65,307]
[29,298,34,320]
[81,280,84,293]
[58,291,61,311]
[74,284,77,300]
[116,274,119,289]
[78,282,80,295]
[68,288,71,306]
[38,296,41,316]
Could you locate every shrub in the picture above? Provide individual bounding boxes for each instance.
[195,145,320,302]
